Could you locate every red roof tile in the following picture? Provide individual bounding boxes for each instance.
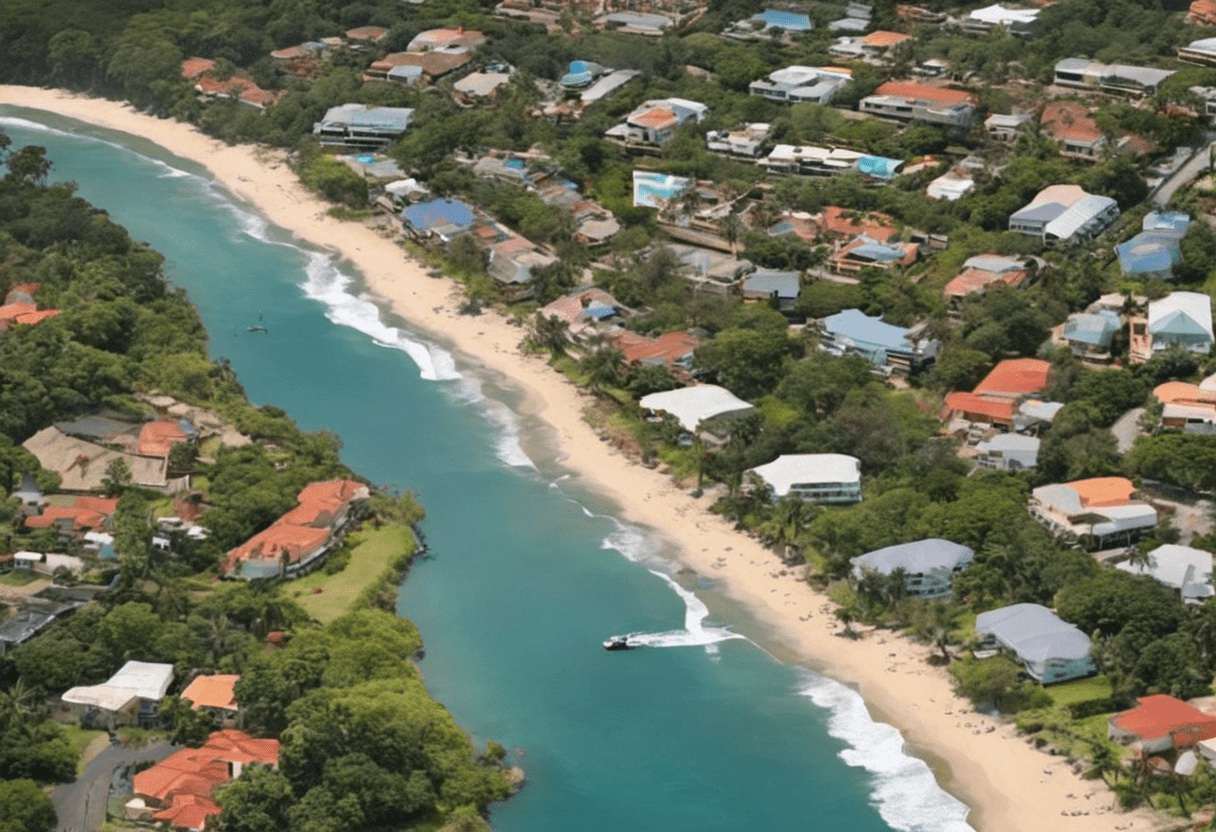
[611,330,701,368]
[1112,694,1216,746]
[1069,477,1136,508]
[138,420,188,458]
[630,108,679,130]
[181,57,216,80]
[181,674,239,712]
[973,358,1051,398]
[818,206,898,242]
[873,81,976,106]
[943,392,1016,425]
[863,30,913,48]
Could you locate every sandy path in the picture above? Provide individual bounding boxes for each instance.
[0,86,1165,832]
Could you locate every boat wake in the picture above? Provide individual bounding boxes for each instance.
[623,571,745,651]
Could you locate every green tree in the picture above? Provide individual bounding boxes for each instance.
[101,456,131,497]
[0,779,56,832]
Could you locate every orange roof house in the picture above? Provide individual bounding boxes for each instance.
[224,479,369,579]
[973,358,1051,398]
[138,421,189,458]
[345,25,389,43]
[180,57,216,80]
[0,301,60,330]
[1189,0,1216,25]
[181,674,239,714]
[870,81,977,107]
[862,30,913,50]
[1109,694,1216,753]
[24,495,118,532]
[609,330,701,370]
[818,206,898,242]
[942,392,1017,427]
[629,107,680,131]
[132,729,279,830]
[1068,476,1137,507]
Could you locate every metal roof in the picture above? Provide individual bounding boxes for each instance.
[743,270,801,299]
[852,538,973,577]
[749,454,861,496]
[823,309,912,352]
[639,385,755,432]
[975,603,1092,663]
[1117,544,1214,600]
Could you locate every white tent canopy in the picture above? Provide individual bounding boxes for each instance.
[62,660,174,713]
[639,385,755,432]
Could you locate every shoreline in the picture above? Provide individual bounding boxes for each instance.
[0,86,1162,832]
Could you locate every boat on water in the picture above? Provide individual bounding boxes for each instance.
[603,635,639,651]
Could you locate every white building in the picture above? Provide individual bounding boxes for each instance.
[1008,184,1119,244]
[313,104,414,151]
[749,66,853,104]
[1117,544,1215,604]
[706,124,771,157]
[639,385,755,434]
[62,660,175,727]
[759,145,865,177]
[859,81,977,128]
[605,98,708,145]
[1030,477,1157,549]
[1053,58,1175,96]
[851,539,974,598]
[975,604,1095,684]
[974,433,1040,471]
[961,3,1040,35]
[748,454,862,504]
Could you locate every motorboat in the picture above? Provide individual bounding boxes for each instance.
[603,635,639,651]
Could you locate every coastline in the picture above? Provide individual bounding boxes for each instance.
[0,86,1162,832]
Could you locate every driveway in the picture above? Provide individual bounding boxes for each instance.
[1110,407,1145,455]
[52,738,175,832]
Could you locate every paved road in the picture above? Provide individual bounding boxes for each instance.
[52,738,174,832]
[1152,138,1215,208]
[1110,407,1145,455]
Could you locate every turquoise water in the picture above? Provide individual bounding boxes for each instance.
[0,107,976,832]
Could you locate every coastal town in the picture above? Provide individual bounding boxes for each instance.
[9,0,1216,829]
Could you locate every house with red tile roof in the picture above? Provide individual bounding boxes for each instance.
[1190,0,1216,24]
[129,729,279,830]
[860,81,977,127]
[0,283,61,331]
[24,495,118,533]
[817,206,899,243]
[1030,476,1157,548]
[345,25,389,43]
[609,330,701,371]
[861,30,913,52]
[942,359,1052,431]
[943,254,1030,308]
[181,674,240,718]
[604,98,708,145]
[1109,695,1216,753]
[1041,101,1106,161]
[138,420,190,458]
[224,479,369,579]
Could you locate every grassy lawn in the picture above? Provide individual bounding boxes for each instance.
[290,525,414,624]
[1046,675,1113,707]
[0,570,41,586]
[61,724,109,775]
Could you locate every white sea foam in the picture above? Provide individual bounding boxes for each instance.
[600,520,666,567]
[798,673,975,832]
[0,115,74,136]
[622,570,745,649]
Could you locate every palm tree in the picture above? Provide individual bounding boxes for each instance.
[718,212,745,258]
[527,312,570,358]
[580,347,625,394]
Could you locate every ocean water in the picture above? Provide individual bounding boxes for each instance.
[0,107,976,832]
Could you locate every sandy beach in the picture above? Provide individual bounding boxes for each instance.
[0,86,1165,832]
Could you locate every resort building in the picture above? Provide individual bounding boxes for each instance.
[1129,291,1214,363]
[1053,59,1175,96]
[706,123,771,157]
[750,66,853,104]
[639,385,756,438]
[401,198,477,243]
[851,539,973,598]
[961,3,1039,35]
[741,270,801,313]
[985,112,1031,142]
[605,98,709,145]
[943,254,1030,308]
[224,479,369,580]
[313,104,414,151]
[1060,310,1122,360]
[1154,381,1216,433]
[1040,101,1106,161]
[974,433,1040,471]
[1117,544,1215,604]
[1109,696,1216,753]
[859,82,977,128]
[1008,185,1119,244]
[818,309,938,376]
[1180,38,1216,66]
[975,604,1095,684]
[128,729,279,830]
[1029,477,1157,549]
[62,660,175,727]
[748,454,863,504]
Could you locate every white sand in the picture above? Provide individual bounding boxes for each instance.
[0,86,1166,832]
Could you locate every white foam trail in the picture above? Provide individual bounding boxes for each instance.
[799,673,975,832]
[600,520,666,567]
[623,570,745,649]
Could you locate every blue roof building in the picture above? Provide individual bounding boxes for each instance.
[1062,310,1121,358]
[1117,232,1183,278]
[1144,211,1191,237]
[742,270,801,311]
[856,155,903,179]
[560,60,605,89]
[819,308,938,374]
[401,198,475,242]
